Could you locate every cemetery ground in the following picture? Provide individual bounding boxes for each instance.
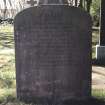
[0,24,105,105]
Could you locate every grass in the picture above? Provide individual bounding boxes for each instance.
[0,24,16,103]
[0,24,105,104]
[0,24,14,49]
[0,24,13,33]
[0,88,16,103]
[92,29,99,59]
[92,89,105,100]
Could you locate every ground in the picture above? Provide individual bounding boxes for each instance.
[92,66,105,90]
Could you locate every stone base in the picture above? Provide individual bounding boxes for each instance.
[96,45,105,60]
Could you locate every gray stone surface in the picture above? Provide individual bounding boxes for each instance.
[39,0,68,4]
[96,45,105,60]
[95,0,105,62]
[14,6,92,103]
[27,0,37,6]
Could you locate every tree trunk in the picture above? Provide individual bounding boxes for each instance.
[75,0,78,6]
[86,0,92,13]
[79,0,83,8]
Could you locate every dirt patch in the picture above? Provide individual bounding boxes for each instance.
[92,66,105,89]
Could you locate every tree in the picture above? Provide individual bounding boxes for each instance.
[90,0,100,26]
[3,0,7,18]
[86,0,92,13]
[79,0,92,13]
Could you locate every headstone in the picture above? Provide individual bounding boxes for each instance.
[39,0,65,4]
[96,0,105,61]
[27,0,37,6]
[14,0,92,104]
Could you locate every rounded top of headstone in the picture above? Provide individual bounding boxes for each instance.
[27,0,37,6]
[14,6,92,32]
[38,0,68,5]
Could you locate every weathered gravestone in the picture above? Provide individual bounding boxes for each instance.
[96,0,105,61]
[14,0,92,104]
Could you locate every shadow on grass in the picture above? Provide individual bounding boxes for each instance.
[92,58,105,67]
[0,32,14,49]
[61,97,105,105]
[13,97,105,105]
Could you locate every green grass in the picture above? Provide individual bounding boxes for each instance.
[92,89,105,100]
[0,88,16,103]
[0,24,13,33]
[0,24,14,49]
[0,53,15,88]
[92,29,99,59]
[0,24,16,103]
